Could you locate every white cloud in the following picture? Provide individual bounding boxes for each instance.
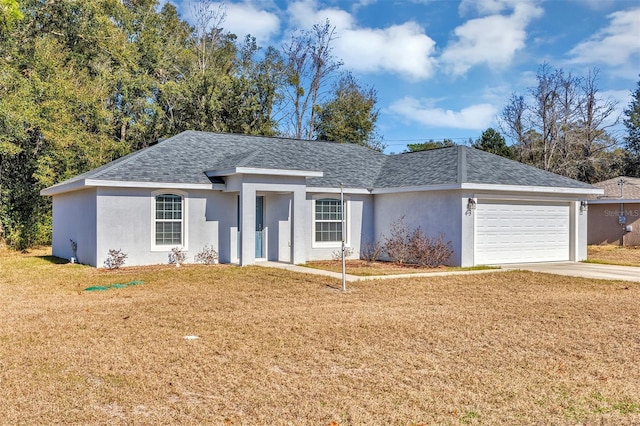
[222,2,281,43]
[180,1,281,45]
[567,8,640,67]
[389,97,497,130]
[441,1,543,76]
[286,0,437,80]
[337,23,437,80]
[459,0,544,16]
[287,0,354,30]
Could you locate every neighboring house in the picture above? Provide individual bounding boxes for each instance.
[587,176,640,246]
[41,131,602,267]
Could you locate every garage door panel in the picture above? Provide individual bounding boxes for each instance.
[475,201,570,264]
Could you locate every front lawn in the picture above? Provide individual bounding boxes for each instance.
[1,248,639,425]
[303,259,496,276]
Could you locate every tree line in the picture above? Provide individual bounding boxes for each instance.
[0,0,380,248]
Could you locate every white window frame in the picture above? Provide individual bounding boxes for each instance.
[151,190,188,251]
[312,195,350,248]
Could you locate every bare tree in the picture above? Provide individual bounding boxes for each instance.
[500,93,527,161]
[282,19,342,139]
[500,64,620,182]
[190,0,226,74]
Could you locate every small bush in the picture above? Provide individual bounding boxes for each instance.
[360,237,384,263]
[169,247,187,266]
[195,245,219,264]
[104,249,127,269]
[410,230,453,268]
[383,216,412,264]
[331,246,354,261]
[383,217,453,267]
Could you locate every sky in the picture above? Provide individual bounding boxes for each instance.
[162,0,640,153]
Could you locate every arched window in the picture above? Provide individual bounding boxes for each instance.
[154,194,183,246]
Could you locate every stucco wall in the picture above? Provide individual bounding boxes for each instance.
[588,203,640,246]
[373,190,462,265]
[51,188,97,265]
[305,193,373,261]
[95,188,237,267]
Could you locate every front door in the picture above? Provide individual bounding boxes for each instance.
[255,196,264,258]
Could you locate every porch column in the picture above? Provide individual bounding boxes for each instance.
[291,186,307,264]
[239,184,256,266]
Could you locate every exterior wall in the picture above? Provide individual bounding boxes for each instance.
[575,201,589,261]
[304,193,373,262]
[51,188,97,265]
[588,203,640,246]
[95,187,237,267]
[373,190,462,265]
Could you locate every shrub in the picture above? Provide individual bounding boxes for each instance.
[331,246,354,261]
[360,237,384,263]
[410,230,453,268]
[383,216,412,264]
[104,249,127,269]
[194,245,219,264]
[383,217,453,267]
[169,247,187,266]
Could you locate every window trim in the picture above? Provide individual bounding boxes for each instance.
[312,195,350,248]
[151,190,188,251]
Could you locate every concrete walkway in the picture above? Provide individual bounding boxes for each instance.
[255,261,504,282]
[500,262,640,282]
[256,261,639,283]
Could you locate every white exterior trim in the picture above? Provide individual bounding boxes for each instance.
[372,183,603,196]
[307,187,371,194]
[472,192,584,202]
[150,189,189,252]
[42,179,217,196]
[206,167,323,177]
[311,194,350,249]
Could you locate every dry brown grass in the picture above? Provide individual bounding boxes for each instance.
[1,248,640,425]
[587,245,640,267]
[303,259,495,276]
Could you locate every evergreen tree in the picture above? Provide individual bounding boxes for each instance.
[407,139,455,152]
[472,128,513,158]
[315,73,384,151]
[623,77,640,176]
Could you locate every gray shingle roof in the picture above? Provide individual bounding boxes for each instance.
[44,130,597,193]
[590,176,640,200]
[373,145,595,189]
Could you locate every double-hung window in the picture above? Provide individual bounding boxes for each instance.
[154,194,183,246]
[315,198,345,243]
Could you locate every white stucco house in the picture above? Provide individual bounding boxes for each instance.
[41,131,602,267]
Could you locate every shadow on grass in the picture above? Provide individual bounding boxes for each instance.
[37,256,69,265]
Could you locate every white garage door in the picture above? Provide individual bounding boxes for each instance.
[475,200,570,264]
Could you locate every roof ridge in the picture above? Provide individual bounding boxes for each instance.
[457,145,467,184]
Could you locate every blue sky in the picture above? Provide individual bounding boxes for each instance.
[164,0,640,152]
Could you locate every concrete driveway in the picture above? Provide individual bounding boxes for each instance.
[500,262,640,282]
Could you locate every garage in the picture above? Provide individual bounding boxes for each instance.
[474,200,570,264]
